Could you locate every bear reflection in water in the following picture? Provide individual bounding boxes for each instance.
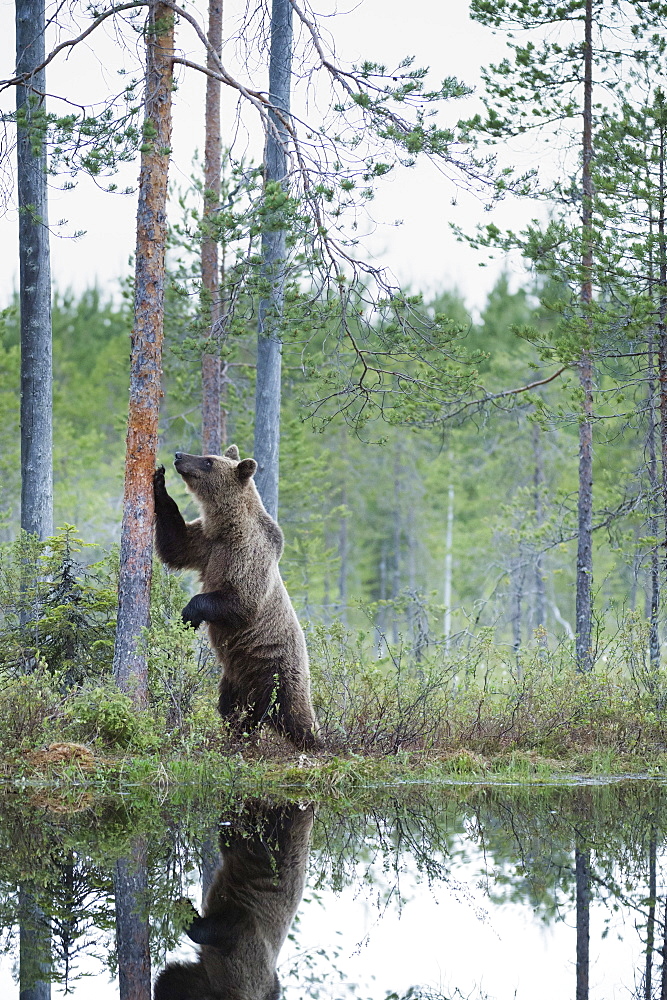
[154,802,314,1000]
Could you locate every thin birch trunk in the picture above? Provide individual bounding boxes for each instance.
[391,450,401,645]
[113,2,174,704]
[254,0,292,518]
[338,479,348,626]
[201,0,223,455]
[576,0,595,672]
[444,454,454,646]
[532,421,547,637]
[16,0,52,540]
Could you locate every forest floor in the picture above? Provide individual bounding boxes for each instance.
[5,737,667,802]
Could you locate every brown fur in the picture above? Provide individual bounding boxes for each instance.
[153,446,321,750]
[153,801,314,1000]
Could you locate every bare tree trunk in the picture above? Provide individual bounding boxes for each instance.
[444,453,454,647]
[254,0,292,518]
[338,479,348,626]
[113,2,174,705]
[658,101,667,635]
[511,548,524,671]
[391,450,401,644]
[114,839,151,1000]
[16,0,52,541]
[201,0,223,454]
[575,843,590,1000]
[648,330,661,670]
[576,0,594,673]
[532,421,547,636]
[16,14,53,986]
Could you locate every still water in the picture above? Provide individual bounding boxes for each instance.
[2,779,666,999]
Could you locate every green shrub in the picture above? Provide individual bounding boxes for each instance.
[0,666,65,751]
[64,683,153,748]
[0,527,117,683]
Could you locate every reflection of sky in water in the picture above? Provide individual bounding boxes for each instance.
[0,833,653,999]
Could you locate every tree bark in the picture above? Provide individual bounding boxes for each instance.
[16,0,52,541]
[443,453,454,647]
[576,0,595,672]
[114,839,151,1000]
[532,421,547,635]
[648,329,661,670]
[253,0,293,519]
[113,2,174,705]
[658,99,667,625]
[201,0,223,455]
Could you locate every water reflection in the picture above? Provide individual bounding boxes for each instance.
[154,802,313,1000]
[4,782,667,998]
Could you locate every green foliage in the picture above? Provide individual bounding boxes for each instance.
[0,666,65,751]
[64,681,158,748]
[0,528,117,682]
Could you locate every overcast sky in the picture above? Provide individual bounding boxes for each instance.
[0,0,546,312]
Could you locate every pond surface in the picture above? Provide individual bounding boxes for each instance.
[1,779,666,999]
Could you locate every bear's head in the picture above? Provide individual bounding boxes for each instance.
[174,445,259,518]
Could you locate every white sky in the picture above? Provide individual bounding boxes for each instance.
[0,0,548,313]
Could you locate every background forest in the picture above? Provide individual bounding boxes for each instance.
[0,270,645,659]
[4,0,667,765]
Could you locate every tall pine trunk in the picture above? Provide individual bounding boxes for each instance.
[113,2,174,704]
[16,0,52,541]
[201,0,223,454]
[576,0,595,672]
[254,0,292,518]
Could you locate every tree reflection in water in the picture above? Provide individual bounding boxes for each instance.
[3,784,667,997]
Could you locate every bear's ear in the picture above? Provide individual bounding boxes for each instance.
[237,458,257,482]
[224,444,241,461]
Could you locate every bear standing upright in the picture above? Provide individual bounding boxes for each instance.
[153,445,321,750]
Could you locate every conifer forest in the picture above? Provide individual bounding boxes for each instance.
[4,0,667,764]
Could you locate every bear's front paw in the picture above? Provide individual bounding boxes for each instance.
[182,600,204,630]
[153,465,167,496]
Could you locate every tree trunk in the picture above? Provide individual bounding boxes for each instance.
[114,839,151,1000]
[575,843,590,1000]
[201,0,223,455]
[443,454,454,647]
[113,2,174,705]
[532,421,547,636]
[576,0,595,672]
[658,100,667,628]
[16,0,52,540]
[338,478,348,625]
[648,330,661,670]
[253,0,293,519]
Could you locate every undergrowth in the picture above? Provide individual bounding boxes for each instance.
[1,529,667,782]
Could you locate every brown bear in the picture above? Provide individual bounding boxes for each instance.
[153,801,314,1000]
[153,446,321,750]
